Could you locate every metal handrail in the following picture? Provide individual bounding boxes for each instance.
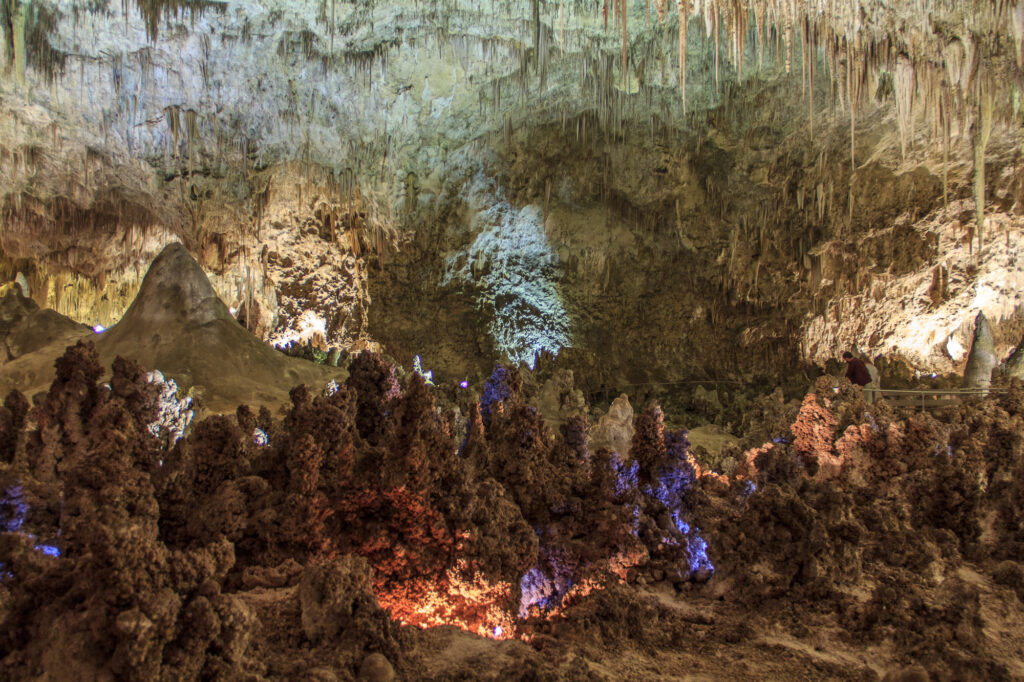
[878,387,1008,395]
[876,386,1008,411]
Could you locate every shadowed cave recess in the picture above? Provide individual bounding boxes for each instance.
[3,0,1024,679]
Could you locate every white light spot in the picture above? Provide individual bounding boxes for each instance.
[493,625,503,638]
[93,325,105,333]
[946,335,965,361]
[273,310,328,347]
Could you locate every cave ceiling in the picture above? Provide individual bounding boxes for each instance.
[0,1,1018,215]
[0,0,1021,332]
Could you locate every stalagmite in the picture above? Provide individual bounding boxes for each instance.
[963,312,997,391]
[1005,333,1024,381]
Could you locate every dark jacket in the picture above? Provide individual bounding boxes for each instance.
[845,358,872,386]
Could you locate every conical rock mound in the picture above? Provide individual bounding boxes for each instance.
[0,287,90,363]
[963,312,996,390]
[93,243,345,411]
[115,242,228,328]
[0,243,346,412]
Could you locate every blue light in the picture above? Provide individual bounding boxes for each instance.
[686,531,714,575]
[34,544,60,557]
[480,365,512,426]
[493,625,503,637]
[460,380,469,389]
[637,441,715,579]
[519,567,558,617]
[93,324,105,333]
[609,452,639,497]
[1,485,27,532]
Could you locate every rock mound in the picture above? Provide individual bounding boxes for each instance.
[113,241,227,327]
[0,289,90,364]
[1005,331,1024,381]
[963,311,996,390]
[0,244,344,412]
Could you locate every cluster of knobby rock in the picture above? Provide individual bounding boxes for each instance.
[696,375,1024,678]
[0,342,713,678]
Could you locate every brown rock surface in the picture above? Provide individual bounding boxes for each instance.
[0,243,345,412]
[3,342,1024,678]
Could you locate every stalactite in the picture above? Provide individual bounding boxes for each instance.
[559,0,565,46]
[12,0,26,87]
[734,0,745,82]
[532,0,540,74]
[799,15,806,98]
[621,0,628,88]
[807,20,814,138]
[973,80,995,255]
[5,0,1023,237]
[1014,1,1024,68]
[894,55,915,160]
[677,0,688,113]
[784,0,793,74]
[941,88,950,211]
[847,41,855,169]
[713,1,720,94]
[754,0,764,69]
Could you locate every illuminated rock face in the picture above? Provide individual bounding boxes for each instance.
[964,312,997,390]
[2,0,1024,383]
[442,172,570,367]
[801,208,1024,373]
[1007,336,1024,381]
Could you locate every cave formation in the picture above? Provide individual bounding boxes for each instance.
[2,0,1024,679]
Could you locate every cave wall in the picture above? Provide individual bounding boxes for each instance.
[370,73,1024,387]
[1,0,1023,385]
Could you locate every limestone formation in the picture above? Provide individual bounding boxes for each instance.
[358,653,396,682]
[3,0,1024,678]
[587,394,635,458]
[1005,334,1024,381]
[144,369,194,447]
[0,243,348,413]
[964,312,997,390]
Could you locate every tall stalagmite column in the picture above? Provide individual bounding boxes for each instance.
[963,312,996,392]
